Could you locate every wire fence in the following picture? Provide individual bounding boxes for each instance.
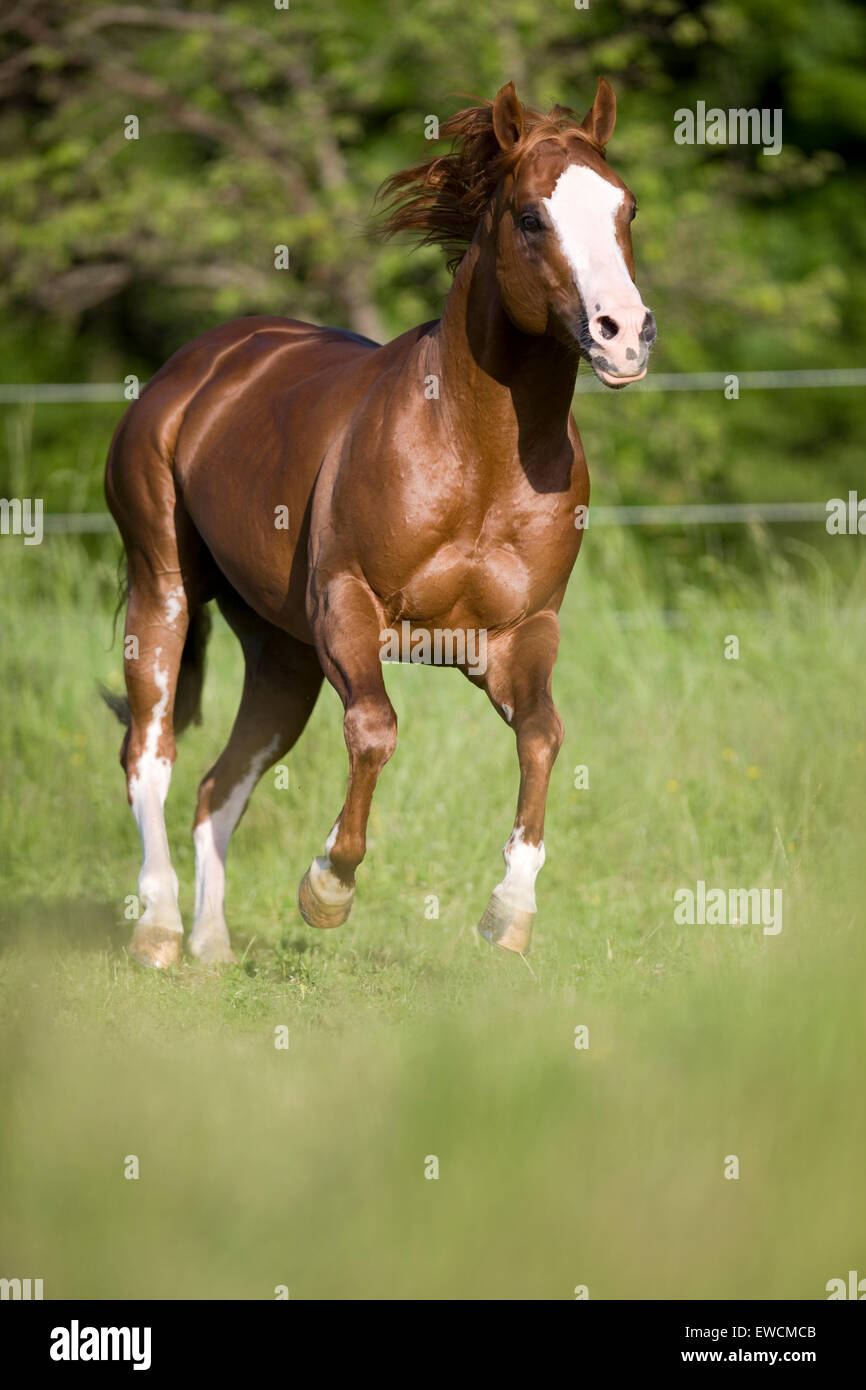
[575,367,866,393]
[2,369,861,532]
[1,367,864,403]
[35,500,833,534]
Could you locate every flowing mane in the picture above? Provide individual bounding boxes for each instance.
[377,98,605,273]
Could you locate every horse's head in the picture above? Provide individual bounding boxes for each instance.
[490,80,656,387]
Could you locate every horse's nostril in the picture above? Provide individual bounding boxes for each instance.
[641,311,657,346]
[597,315,619,341]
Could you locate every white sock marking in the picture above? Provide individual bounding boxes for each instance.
[192,735,281,941]
[310,817,353,904]
[493,825,545,915]
[128,649,181,930]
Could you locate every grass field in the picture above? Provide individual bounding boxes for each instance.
[1,528,864,1300]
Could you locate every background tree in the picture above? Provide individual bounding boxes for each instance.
[1,0,864,513]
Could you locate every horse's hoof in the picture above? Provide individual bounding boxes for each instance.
[187,935,238,966]
[127,924,183,970]
[298,857,354,930]
[477,892,534,955]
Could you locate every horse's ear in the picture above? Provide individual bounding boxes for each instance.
[581,77,617,149]
[492,81,525,151]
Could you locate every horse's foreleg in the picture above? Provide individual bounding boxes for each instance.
[299,576,397,929]
[475,613,564,955]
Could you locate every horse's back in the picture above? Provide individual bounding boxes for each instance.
[109,315,379,493]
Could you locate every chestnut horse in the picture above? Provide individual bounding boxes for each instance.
[104,79,655,968]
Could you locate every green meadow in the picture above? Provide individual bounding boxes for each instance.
[1,527,863,1300]
[2,0,865,1306]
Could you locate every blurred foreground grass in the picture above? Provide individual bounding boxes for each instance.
[0,531,864,1299]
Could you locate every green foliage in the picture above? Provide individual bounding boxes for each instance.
[0,0,864,510]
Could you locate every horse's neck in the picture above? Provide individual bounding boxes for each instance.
[431,240,578,476]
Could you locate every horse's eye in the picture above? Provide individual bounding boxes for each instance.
[520,212,542,234]
[629,204,637,223]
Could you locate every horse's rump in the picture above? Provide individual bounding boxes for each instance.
[108,316,381,641]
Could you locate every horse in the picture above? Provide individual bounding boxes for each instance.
[104,78,656,969]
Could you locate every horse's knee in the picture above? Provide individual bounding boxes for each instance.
[517,696,563,765]
[546,705,564,759]
[343,696,397,770]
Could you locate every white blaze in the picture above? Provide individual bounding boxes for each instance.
[542,164,638,313]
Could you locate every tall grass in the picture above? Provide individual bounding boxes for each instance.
[0,532,863,1298]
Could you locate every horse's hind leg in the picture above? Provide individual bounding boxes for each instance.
[107,403,212,969]
[120,548,193,969]
[190,597,323,963]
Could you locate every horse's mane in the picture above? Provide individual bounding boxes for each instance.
[376,96,605,273]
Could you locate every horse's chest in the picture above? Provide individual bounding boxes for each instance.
[390,535,544,630]
[360,460,584,630]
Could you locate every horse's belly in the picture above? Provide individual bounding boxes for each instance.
[393,543,533,631]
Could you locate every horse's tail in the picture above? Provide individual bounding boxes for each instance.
[173,606,212,735]
[100,604,212,738]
